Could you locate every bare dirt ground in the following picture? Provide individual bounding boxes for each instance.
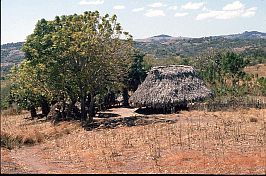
[1,107,266,174]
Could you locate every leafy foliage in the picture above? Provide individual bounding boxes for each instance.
[256,77,266,96]
[9,11,133,121]
[9,61,47,110]
[126,51,147,91]
[192,50,264,97]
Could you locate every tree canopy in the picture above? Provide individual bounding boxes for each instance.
[10,11,133,121]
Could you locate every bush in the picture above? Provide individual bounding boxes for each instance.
[1,132,23,150]
[0,130,44,150]
[1,106,22,116]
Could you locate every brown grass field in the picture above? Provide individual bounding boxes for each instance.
[1,107,265,174]
[244,63,266,78]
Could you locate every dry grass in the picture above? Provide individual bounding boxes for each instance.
[244,63,266,77]
[1,108,266,174]
[1,113,80,149]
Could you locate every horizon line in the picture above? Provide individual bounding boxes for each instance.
[1,30,265,45]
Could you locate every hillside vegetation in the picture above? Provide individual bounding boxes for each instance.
[1,42,25,80]
[134,31,266,59]
[2,31,266,80]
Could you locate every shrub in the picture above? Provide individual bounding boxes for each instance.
[1,132,23,150]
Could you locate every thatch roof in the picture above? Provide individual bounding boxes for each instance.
[129,65,212,108]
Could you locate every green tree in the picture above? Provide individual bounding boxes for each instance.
[0,79,12,110]
[9,61,50,118]
[122,51,147,106]
[17,11,133,122]
[257,77,266,96]
[221,52,249,89]
[127,51,147,91]
[194,50,249,97]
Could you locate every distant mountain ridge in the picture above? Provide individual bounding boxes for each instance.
[1,31,266,79]
[1,42,25,79]
[135,31,266,42]
[222,31,266,39]
[135,34,187,43]
[152,34,172,38]
[134,31,266,58]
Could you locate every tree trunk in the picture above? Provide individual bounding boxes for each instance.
[88,93,95,123]
[41,97,50,117]
[67,98,77,118]
[122,88,129,107]
[85,93,91,110]
[80,94,87,121]
[30,106,37,119]
[110,91,116,107]
[61,100,67,120]
[79,85,88,121]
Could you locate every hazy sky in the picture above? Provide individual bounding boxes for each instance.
[1,0,266,44]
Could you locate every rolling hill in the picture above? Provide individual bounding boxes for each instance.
[134,31,266,58]
[1,42,25,79]
[1,31,266,79]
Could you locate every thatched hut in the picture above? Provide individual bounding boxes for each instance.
[129,65,212,112]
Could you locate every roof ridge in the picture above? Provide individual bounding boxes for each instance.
[151,65,193,70]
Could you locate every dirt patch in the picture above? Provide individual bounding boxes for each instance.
[10,146,53,174]
[0,148,27,174]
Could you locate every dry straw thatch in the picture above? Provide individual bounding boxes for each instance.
[129,65,212,109]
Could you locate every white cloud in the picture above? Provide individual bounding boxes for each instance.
[196,11,218,20]
[196,6,257,20]
[181,2,205,10]
[148,2,166,8]
[196,1,257,20]
[113,5,125,10]
[144,9,165,17]
[132,7,145,12]
[246,7,258,11]
[79,0,104,5]
[196,10,237,20]
[202,6,208,11]
[242,7,257,17]
[168,6,178,10]
[216,10,241,19]
[174,12,188,17]
[223,1,244,11]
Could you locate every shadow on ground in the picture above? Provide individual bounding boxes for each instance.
[96,112,120,118]
[82,115,178,131]
[135,107,181,115]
